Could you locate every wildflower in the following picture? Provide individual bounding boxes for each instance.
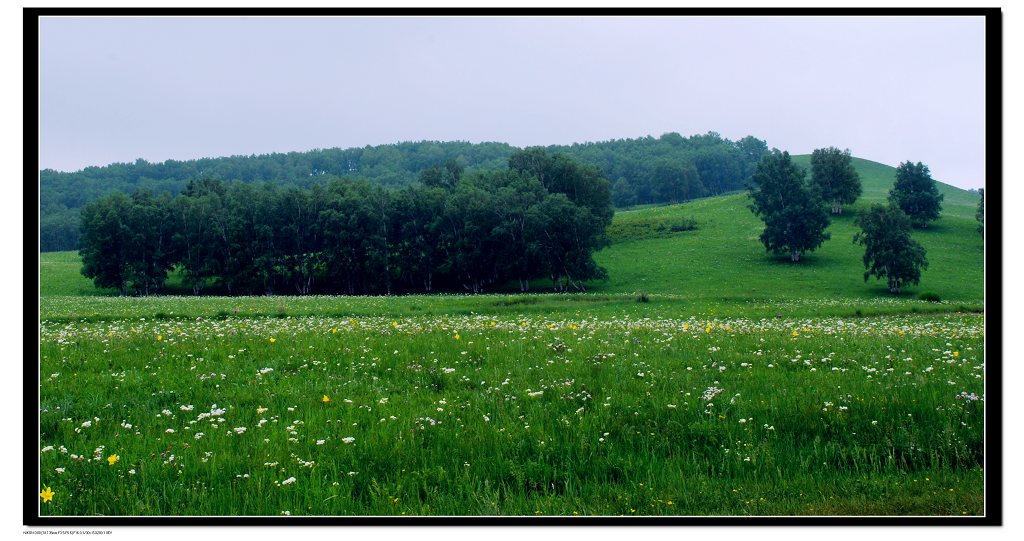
[54,468,64,474]
[233,427,247,435]
[107,454,119,466]
[282,477,296,485]
[322,395,331,403]
[454,334,461,341]
[40,486,54,503]
[257,406,268,414]
[269,337,277,344]
[128,469,136,475]
[316,440,326,445]
[701,387,724,401]
[342,437,355,444]
[165,428,175,433]
[157,335,163,341]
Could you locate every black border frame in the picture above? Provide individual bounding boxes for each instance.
[24,6,1003,527]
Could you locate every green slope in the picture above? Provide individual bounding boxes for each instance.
[39,156,984,305]
[590,156,983,302]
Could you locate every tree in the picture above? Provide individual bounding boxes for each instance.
[810,147,861,214]
[651,160,701,204]
[79,190,175,295]
[79,192,135,294]
[853,204,928,294]
[735,135,770,180]
[748,151,831,262]
[976,188,984,235]
[889,161,943,228]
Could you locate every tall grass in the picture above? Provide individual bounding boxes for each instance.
[38,312,984,516]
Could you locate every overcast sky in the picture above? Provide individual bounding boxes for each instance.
[37,15,987,189]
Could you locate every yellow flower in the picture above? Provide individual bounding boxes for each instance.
[792,330,799,337]
[107,454,119,466]
[156,335,163,341]
[953,351,960,357]
[40,486,54,503]
[454,334,461,341]
[322,395,331,403]
[391,321,399,327]
[269,337,277,344]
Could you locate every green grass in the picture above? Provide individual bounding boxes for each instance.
[35,156,987,517]
[589,155,982,303]
[39,312,984,516]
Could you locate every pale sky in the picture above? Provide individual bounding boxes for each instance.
[37,15,987,188]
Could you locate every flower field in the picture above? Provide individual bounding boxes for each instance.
[37,297,986,516]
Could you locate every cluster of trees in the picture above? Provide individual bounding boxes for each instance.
[748,150,943,294]
[42,133,767,251]
[747,149,857,263]
[79,149,614,296]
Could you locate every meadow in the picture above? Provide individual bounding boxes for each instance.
[36,156,987,517]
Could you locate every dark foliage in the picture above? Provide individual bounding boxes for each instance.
[889,161,944,228]
[43,133,767,251]
[748,151,831,263]
[78,150,613,295]
[810,147,861,215]
[853,204,928,295]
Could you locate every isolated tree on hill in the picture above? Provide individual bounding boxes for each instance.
[889,161,943,228]
[853,204,928,295]
[976,188,984,235]
[748,151,831,262]
[810,147,861,215]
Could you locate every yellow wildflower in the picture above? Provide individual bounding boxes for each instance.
[322,395,331,404]
[107,454,119,466]
[40,486,54,503]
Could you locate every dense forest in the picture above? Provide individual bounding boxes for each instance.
[78,149,614,296]
[41,132,769,251]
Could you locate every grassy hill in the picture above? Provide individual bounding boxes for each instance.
[39,155,984,309]
[591,155,982,303]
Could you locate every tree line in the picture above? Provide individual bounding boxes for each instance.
[79,149,614,296]
[748,148,951,294]
[43,133,767,252]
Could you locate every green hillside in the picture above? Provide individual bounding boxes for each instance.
[39,155,984,308]
[591,155,982,302]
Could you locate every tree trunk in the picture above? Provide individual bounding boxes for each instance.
[790,250,801,262]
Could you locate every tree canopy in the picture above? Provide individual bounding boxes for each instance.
[853,204,928,294]
[889,161,944,228]
[78,150,614,295]
[42,133,769,251]
[748,151,831,263]
[810,146,861,215]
